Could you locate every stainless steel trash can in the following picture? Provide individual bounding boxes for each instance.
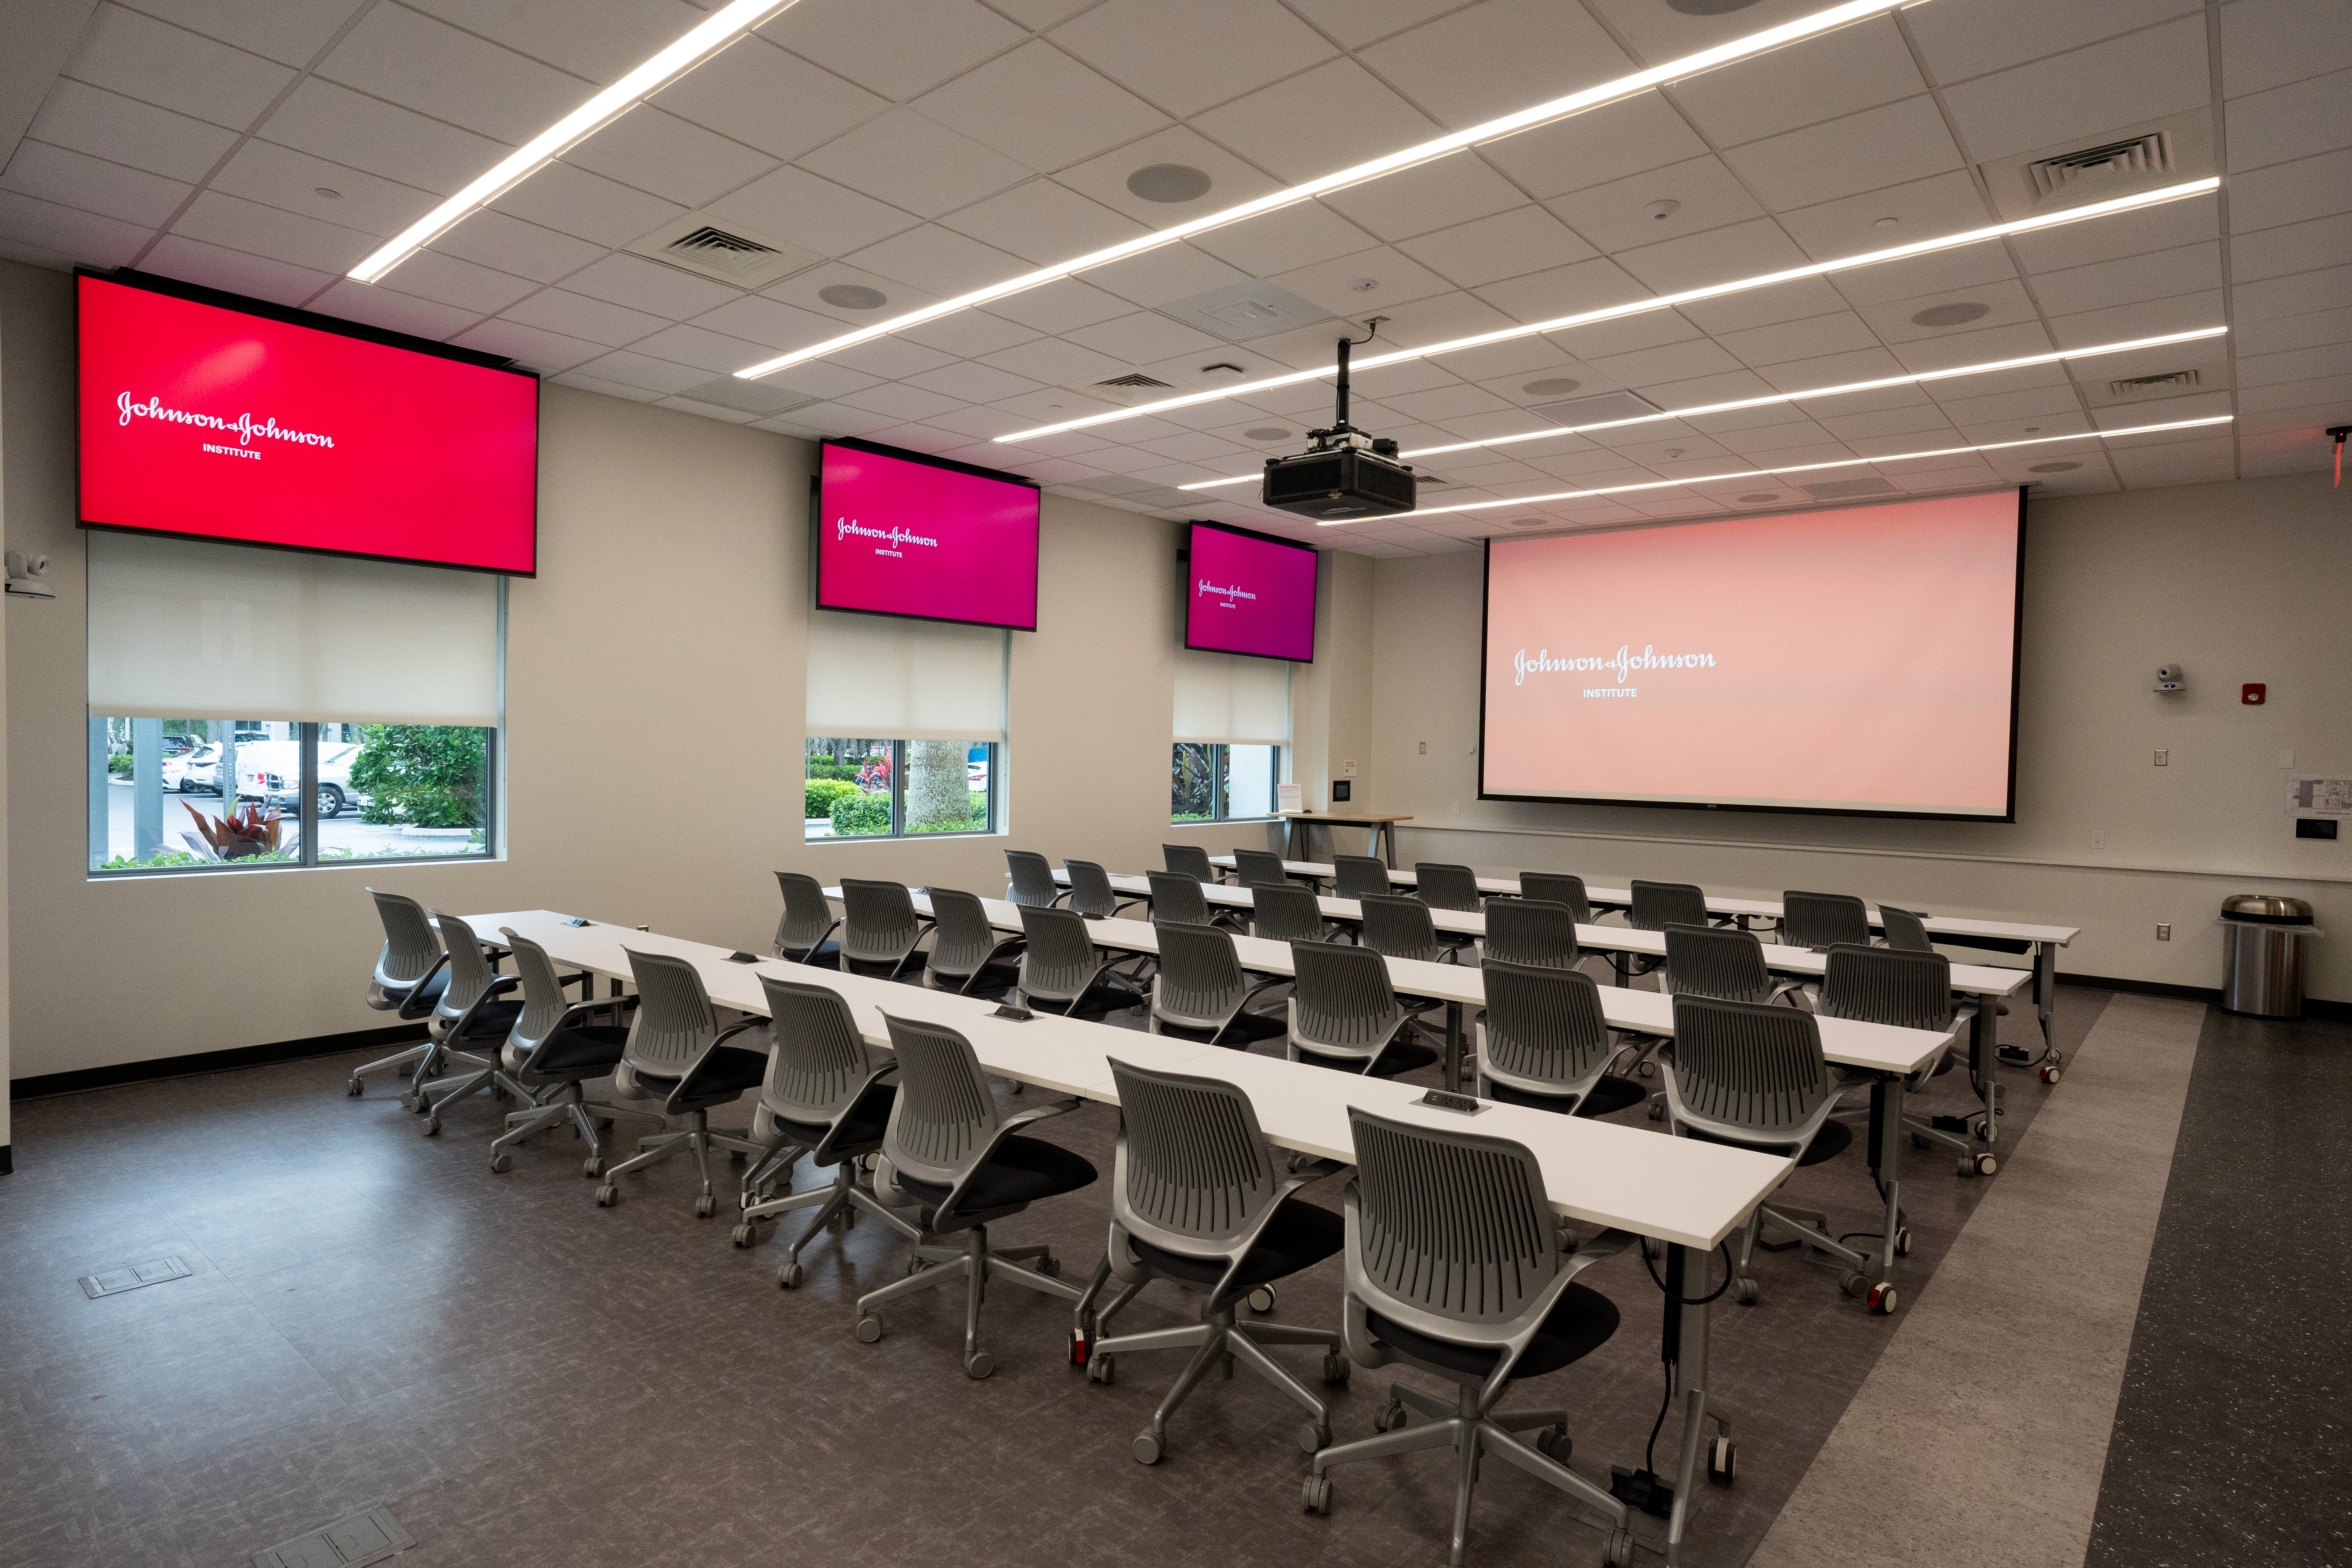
[2219,894,2317,1018]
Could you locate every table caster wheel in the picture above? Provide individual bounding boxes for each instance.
[1373,1400,1407,1433]
[1708,1436,1737,1484]
[1974,1152,1998,1176]
[583,1156,604,1178]
[1535,1425,1571,1462]
[347,1078,364,1097]
[1247,1284,1276,1312]
[1637,1061,1655,1078]
[855,1314,884,1343]
[1894,1227,1913,1256]
[595,1184,618,1207]
[1298,1422,1330,1453]
[1841,1271,1867,1298]
[964,1351,994,1380]
[730,1223,756,1248]
[695,1194,717,1218]
[776,1262,804,1289]
[401,1093,422,1113]
[421,1115,441,1138]
[1868,1281,1898,1314]
[1134,1431,1164,1464]
[1322,1349,1350,1385]
[1647,1099,1665,1121]
[1301,1474,1332,1515]
[1731,1277,1759,1305]
[1604,1527,1634,1566]
[2040,1065,2061,1084]
[907,1256,931,1277]
[1035,1253,1061,1278]
[1088,1353,1115,1384]
[489,1152,513,1174]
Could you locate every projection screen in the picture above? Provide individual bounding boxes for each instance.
[1479,491,2024,820]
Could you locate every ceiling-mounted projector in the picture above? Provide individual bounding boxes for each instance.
[1261,325,1416,521]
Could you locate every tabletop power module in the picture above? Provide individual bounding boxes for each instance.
[1259,323,1419,522]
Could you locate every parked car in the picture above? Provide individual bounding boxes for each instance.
[162,744,223,794]
[162,732,200,757]
[238,742,364,817]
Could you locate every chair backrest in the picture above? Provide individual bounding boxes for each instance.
[1249,882,1327,944]
[773,871,838,958]
[1149,920,1252,1032]
[1780,889,1872,951]
[1332,854,1391,901]
[1479,898,1579,968]
[878,1009,999,1189]
[499,928,571,1060]
[1817,943,1954,1031]
[1479,960,1614,1096]
[621,946,719,1073]
[367,888,441,987]
[1145,870,1214,927]
[1516,872,1591,926]
[1347,1106,1557,1328]
[1064,858,1125,920]
[429,910,499,1021]
[1414,862,1483,912]
[839,878,924,967]
[1162,844,1216,883]
[1109,1058,1276,1250]
[1289,940,1405,1055]
[922,887,1002,981]
[1231,848,1290,888]
[1662,923,1775,1002]
[757,973,874,1122]
[1878,906,1935,952]
[1669,993,1834,1137]
[1629,879,1710,931]
[1004,849,1062,908]
[1016,904,1101,1004]
[1357,892,1443,965]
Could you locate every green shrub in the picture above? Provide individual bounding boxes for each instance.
[829,792,891,835]
[804,778,861,818]
[352,725,485,827]
[107,753,133,777]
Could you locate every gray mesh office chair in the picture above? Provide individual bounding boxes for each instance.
[1305,1107,1636,1568]
[921,887,1023,998]
[592,948,769,1216]
[1818,944,1996,1176]
[1780,890,1872,951]
[1016,904,1147,1018]
[1074,1060,1349,1463]
[1357,893,1456,965]
[1414,862,1484,913]
[1145,869,1225,930]
[1231,848,1295,888]
[838,878,933,982]
[1475,960,1645,1118]
[1251,883,1332,945]
[1878,907,1935,951]
[733,975,920,1274]
[348,888,452,1096]
[1163,843,1220,883]
[1626,923,1802,1111]
[854,1010,1095,1378]
[1478,899,1580,969]
[1612,877,1715,984]
[1004,849,1068,909]
[1065,858,1145,921]
[1517,872,1592,926]
[1146,921,1289,1048]
[412,912,528,1132]
[1332,853,1392,901]
[772,871,842,968]
[487,928,649,1176]
[1664,994,1885,1310]
[1287,941,1439,1078]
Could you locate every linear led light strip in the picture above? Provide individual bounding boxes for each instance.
[997,178,2221,444]
[731,0,1926,381]
[1175,327,2227,489]
[1316,414,2233,524]
[348,0,804,283]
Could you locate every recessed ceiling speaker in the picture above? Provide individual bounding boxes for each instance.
[1127,163,1213,203]
[2027,461,2082,473]
[1910,301,1992,328]
[1522,377,1581,397]
[1508,518,1550,528]
[314,187,342,199]
[1244,427,1291,441]
[1738,492,1781,503]
[1666,0,1765,13]
[819,283,888,310]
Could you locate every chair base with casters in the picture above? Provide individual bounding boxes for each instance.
[739,1155,925,1278]
[490,1079,661,1176]
[1697,1120,1893,1311]
[411,1008,528,1136]
[854,1217,1083,1380]
[593,1107,769,1216]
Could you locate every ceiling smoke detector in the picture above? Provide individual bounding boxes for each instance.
[1644,199,1682,222]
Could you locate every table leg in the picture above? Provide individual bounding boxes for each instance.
[1868,1074,1902,1282]
[1662,1242,1715,1568]
[1443,1001,1465,1095]
[2034,941,2056,1052]
[1971,1000,2000,1146]
[1380,822,1397,869]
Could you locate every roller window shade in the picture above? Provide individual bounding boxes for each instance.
[87,531,501,726]
[1173,647,1290,745]
[804,609,1007,741]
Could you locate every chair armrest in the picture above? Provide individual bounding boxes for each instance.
[552,993,638,1031]
[997,1096,1083,1134]
[1558,1228,1636,1279]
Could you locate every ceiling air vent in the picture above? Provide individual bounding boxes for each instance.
[1801,476,1900,501]
[2027,133,2171,201]
[1531,390,1664,429]
[1089,371,1179,408]
[1096,372,1174,389]
[624,214,820,289]
[1415,473,1448,487]
[666,226,782,278]
[2107,368,2200,399]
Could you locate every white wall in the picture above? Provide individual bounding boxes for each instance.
[1367,476,2352,1000]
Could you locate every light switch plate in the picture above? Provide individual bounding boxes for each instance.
[2157,924,2171,941]
[2153,750,2167,766]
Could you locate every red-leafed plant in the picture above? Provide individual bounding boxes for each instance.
[183,800,287,859]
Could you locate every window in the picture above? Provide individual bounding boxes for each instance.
[804,607,1007,844]
[87,531,501,875]
[1172,742,1281,822]
[806,738,998,839]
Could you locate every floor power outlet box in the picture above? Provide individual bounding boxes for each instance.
[1610,1465,1677,1518]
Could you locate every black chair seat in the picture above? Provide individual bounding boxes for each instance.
[1367,1281,1619,1381]
[1131,1199,1344,1289]
[773,1083,896,1161]
[394,970,450,1013]
[1485,1074,1647,1118]
[898,1133,1097,1214]
[1048,975,1147,1020]
[452,998,523,1041]
[1685,1115,1853,1167]
[1158,1008,1289,1048]
[536,1023,629,1074]
[931,957,1024,995]
[784,939,842,969]
[1297,1038,1441,1078]
[637,1043,769,1109]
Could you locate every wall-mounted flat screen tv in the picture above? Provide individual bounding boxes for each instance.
[77,271,539,574]
[1480,490,2025,820]
[815,439,1040,630]
[1184,521,1318,662]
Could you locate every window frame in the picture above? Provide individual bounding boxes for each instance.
[1171,741,1283,825]
[808,738,1001,844]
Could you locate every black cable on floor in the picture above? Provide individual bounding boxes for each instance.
[1645,1358,1676,1475]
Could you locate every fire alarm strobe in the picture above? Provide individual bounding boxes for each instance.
[2243,683,2266,705]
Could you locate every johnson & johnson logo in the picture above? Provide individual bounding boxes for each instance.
[1198,580,1256,601]
[837,517,937,550]
[117,392,335,448]
[1514,644,1716,687]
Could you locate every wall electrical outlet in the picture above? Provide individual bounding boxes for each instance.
[2157,924,2171,941]
[2153,750,2167,766]
[2092,831,2107,849]
[1418,741,1426,754]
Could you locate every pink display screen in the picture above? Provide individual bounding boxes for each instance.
[815,441,1040,630]
[1185,522,1319,661]
[1481,492,2024,819]
[77,274,538,573]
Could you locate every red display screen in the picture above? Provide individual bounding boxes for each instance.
[77,274,539,573]
[1185,521,1318,661]
[815,440,1039,630]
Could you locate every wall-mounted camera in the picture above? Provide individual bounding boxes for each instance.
[4,549,53,599]
[2153,664,2184,694]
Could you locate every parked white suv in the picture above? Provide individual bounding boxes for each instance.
[237,742,365,817]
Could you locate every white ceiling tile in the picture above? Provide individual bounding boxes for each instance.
[1815,405,1960,443]
[562,252,739,318]
[2,140,187,227]
[304,277,483,339]
[1192,58,1442,185]
[572,348,712,394]
[1189,201,1379,277]
[1080,241,1252,308]
[1712,311,1881,369]
[1675,276,1851,336]
[263,79,507,196]
[901,361,1045,403]
[2236,341,2352,388]
[1775,170,1993,262]
[798,108,1029,218]
[1136,430,1247,464]
[1888,320,2056,374]
[500,287,668,346]
[1586,338,1746,390]
[1637,369,1785,409]
[789,400,903,436]
[655,394,762,425]
[1359,0,1634,131]
[1051,125,1286,230]
[1828,240,2016,308]
[980,335,1131,384]
[1430,336,1581,385]
[1612,218,1810,295]
[766,260,940,323]
[2233,261,2352,322]
[2238,370,2352,412]
[1395,204,1597,290]
[1548,310,1700,361]
[563,107,779,209]
[2237,210,2352,286]
[427,209,604,284]
[846,223,1026,294]
[920,402,1033,438]
[978,276,1134,333]
[1051,0,1335,120]
[651,35,886,162]
[1905,0,2200,87]
[479,161,681,250]
[1940,18,2214,166]
[1319,153,1526,245]
[1545,154,1767,257]
[1726,96,1963,212]
[753,359,884,401]
[1473,255,1648,325]
[172,189,375,272]
[1853,277,2038,345]
[765,0,1027,102]
[2042,288,2225,349]
[1379,383,1513,422]
[2234,303,2352,359]
[316,5,584,145]
[209,140,434,238]
[818,334,959,379]
[373,248,540,314]
[899,307,1041,357]
[627,322,775,376]
[403,0,701,85]
[704,165,917,258]
[0,189,149,267]
[2226,68,2352,174]
[836,382,967,421]
[2027,242,2221,319]
[24,79,236,183]
[2219,0,2352,99]
[65,5,294,130]
[1271,245,1455,315]
[2007,193,2220,275]
[1668,16,1923,148]
[691,293,840,352]
[938,179,1148,266]
[142,233,333,304]
[450,318,604,372]
[913,40,1167,172]
[1479,91,1708,202]
[1753,346,1906,392]
[2228,146,2352,237]
[129,0,369,66]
